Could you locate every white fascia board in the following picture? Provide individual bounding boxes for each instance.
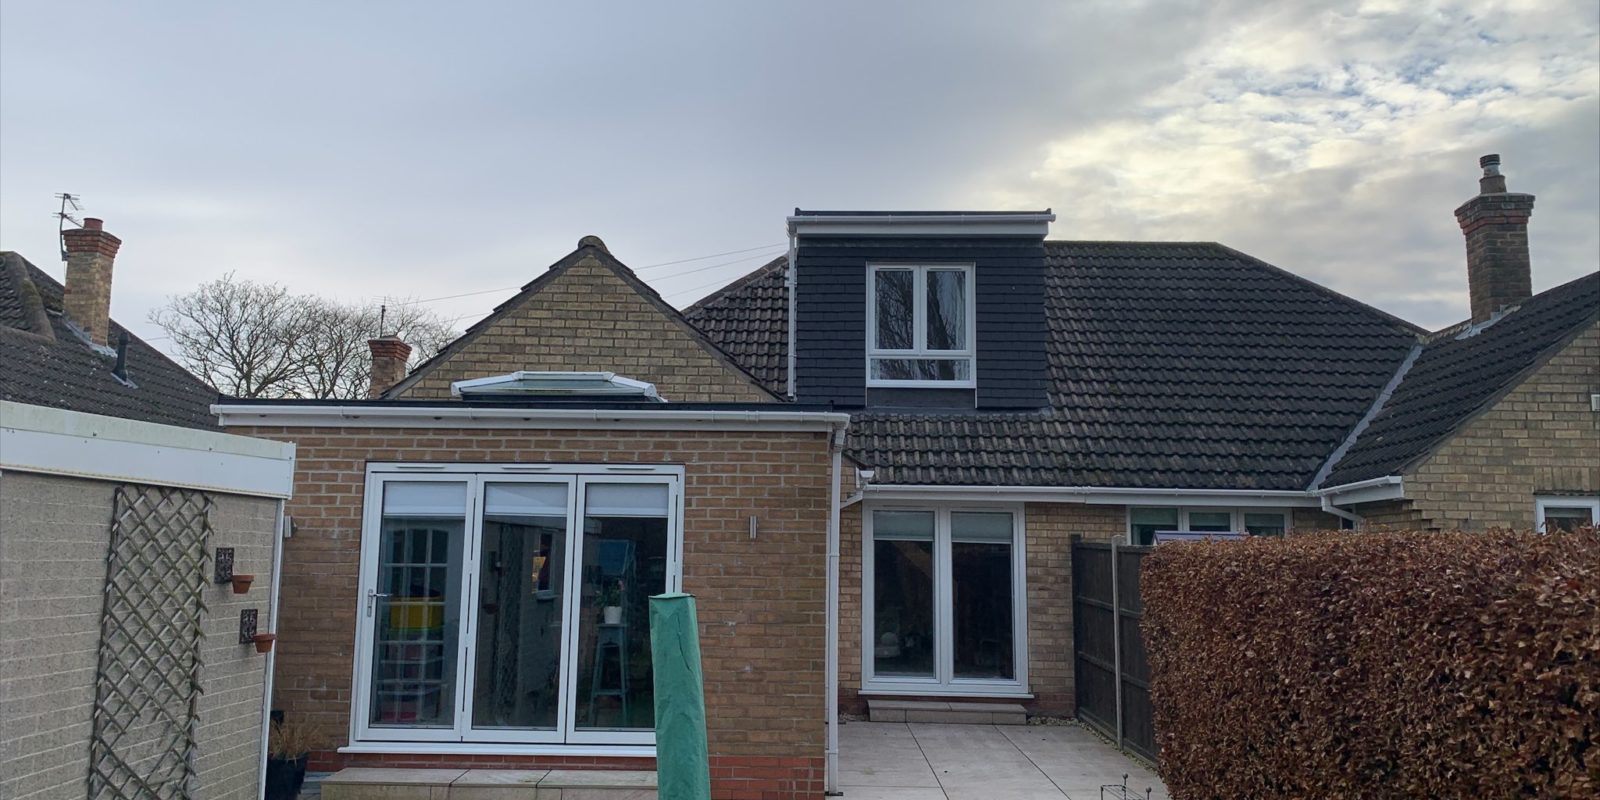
[1,400,296,498]
[862,484,1320,507]
[1313,475,1406,505]
[787,213,1055,238]
[213,403,852,433]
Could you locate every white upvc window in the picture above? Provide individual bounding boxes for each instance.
[1535,496,1599,532]
[861,503,1028,697]
[352,463,683,750]
[867,264,977,388]
[1126,507,1290,546]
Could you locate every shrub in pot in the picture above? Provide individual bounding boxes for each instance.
[265,719,320,800]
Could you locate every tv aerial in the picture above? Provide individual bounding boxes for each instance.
[55,193,83,261]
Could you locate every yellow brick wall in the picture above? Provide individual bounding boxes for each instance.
[1381,323,1600,530]
[401,253,773,403]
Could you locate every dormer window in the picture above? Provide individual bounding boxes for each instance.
[867,264,976,387]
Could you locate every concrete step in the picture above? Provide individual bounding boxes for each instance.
[321,767,657,799]
[867,699,1028,725]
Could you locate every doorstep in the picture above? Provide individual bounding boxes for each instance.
[866,699,1027,725]
[320,768,657,799]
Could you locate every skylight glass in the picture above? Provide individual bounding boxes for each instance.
[450,371,662,401]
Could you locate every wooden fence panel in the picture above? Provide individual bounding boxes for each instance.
[1072,537,1156,763]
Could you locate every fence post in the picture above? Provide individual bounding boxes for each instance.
[650,592,712,800]
[1110,537,1124,750]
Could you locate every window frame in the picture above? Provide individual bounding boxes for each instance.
[351,463,684,751]
[866,263,978,389]
[860,502,1029,697]
[1126,507,1291,545]
[1534,496,1600,533]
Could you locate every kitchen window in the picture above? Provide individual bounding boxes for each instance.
[1535,497,1599,532]
[353,464,681,748]
[1127,507,1291,545]
[862,504,1027,695]
[868,264,977,387]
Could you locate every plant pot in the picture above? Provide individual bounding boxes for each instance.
[253,633,277,654]
[602,606,623,625]
[231,574,255,594]
[264,754,307,800]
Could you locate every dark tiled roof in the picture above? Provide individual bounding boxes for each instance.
[1321,271,1599,487]
[0,253,220,430]
[681,256,788,394]
[688,242,1426,489]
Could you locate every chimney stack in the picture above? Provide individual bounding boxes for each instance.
[367,335,413,398]
[60,217,122,345]
[1454,154,1535,322]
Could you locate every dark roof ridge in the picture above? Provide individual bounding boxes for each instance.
[682,255,786,318]
[1204,242,1429,338]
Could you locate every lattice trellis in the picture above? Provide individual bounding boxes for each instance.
[88,485,213,800]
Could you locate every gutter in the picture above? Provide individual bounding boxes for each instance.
[863,484,1321,507]
[213,403,851,432]
[1313,475,1406,508]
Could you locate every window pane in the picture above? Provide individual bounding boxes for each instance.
[370,483,466,729]
[1244,512,1286,537]
[953,541,1013,680]
[925,269,967,350]
[1545,506,1595,532]
[585,484,669,516]
[874,510,934,540]
[874,538,935,677]
[951,511,1012,543]
[1187,511,1233,531]
[870,358,971,382]
[474,483,568,731]
[874,269,915,350]
[1130,507,1179,546]
[573,484,669,731]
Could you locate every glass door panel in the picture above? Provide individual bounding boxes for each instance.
[469,481,572,738]
[950,512,1014,680]
[367,481,467,736]
[872,510,936,678]
[571,481,671,735]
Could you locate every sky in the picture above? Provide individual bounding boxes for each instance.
[2,0,1596,350]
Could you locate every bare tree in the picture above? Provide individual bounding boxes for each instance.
[151,274,459,399]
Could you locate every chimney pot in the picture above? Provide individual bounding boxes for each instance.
[61,218,122,345]
[1454,155,1533,322]
[368,335,413,398]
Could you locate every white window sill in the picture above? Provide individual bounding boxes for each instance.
[860,684,1033,700]
[339,741,656,758]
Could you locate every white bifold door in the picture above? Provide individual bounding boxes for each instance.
[353,467,680,746]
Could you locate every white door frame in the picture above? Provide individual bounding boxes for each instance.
[351,464,683,748]
[859,501,1030,697]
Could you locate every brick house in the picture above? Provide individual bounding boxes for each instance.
[217,155,1597,799]
[2,227,295,799]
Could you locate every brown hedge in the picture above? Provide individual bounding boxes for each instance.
[1141,529,1599,799]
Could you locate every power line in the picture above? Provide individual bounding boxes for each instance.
[391,242,785,307]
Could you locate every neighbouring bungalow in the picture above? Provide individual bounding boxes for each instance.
[216,155,1597,799]
[1,228,295,800]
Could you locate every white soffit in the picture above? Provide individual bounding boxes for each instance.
[0,400,296,498]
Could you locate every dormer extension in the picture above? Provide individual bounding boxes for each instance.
[787,210,1054,410]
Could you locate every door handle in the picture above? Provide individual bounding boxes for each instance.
[366,589,391,616]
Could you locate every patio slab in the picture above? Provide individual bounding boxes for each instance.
[839,721,1169,800]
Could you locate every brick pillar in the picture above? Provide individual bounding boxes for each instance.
[60,218,122,345]
[367,336,413,398]
[1453,154,1535,322]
